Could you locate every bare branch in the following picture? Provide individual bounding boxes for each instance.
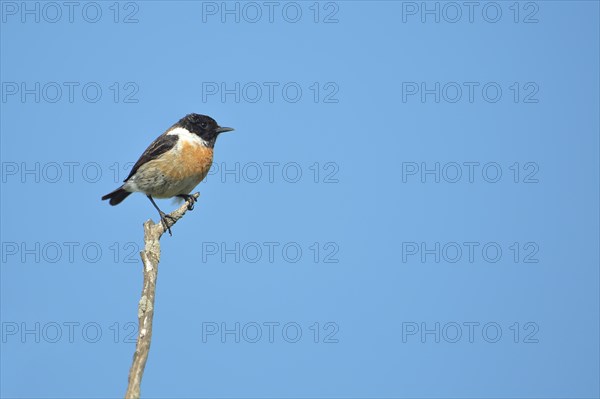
[124,192,200,399]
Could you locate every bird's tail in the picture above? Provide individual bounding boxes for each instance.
[101,186,132,206]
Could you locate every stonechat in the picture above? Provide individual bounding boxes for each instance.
[102,113,234,235]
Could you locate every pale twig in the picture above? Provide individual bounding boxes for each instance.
[124,192,200,399]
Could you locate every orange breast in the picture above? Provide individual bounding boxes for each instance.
[159,141,214,181]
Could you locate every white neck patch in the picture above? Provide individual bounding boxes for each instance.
[167,127,209,147]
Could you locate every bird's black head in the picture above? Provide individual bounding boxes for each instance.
[177,113,234,147]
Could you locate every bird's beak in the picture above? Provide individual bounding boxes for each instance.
[216,126,234,134]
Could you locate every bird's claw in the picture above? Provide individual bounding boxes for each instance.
[178,194,198,211]
[159,211,176,236]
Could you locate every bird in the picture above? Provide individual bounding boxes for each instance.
[102,113,234,235]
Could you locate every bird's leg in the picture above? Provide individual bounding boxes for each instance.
[176,194,198,211]
[147,195,175,236]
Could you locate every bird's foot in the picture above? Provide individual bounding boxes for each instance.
[159,211,176,236]
[177,194,198,211]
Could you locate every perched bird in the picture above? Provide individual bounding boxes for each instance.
[102,113,234,235]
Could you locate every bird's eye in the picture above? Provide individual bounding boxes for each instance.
[201,122,208,129]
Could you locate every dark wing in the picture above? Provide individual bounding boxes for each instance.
[124,133,179,182]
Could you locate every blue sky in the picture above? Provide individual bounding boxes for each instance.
[1,1,599,398]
